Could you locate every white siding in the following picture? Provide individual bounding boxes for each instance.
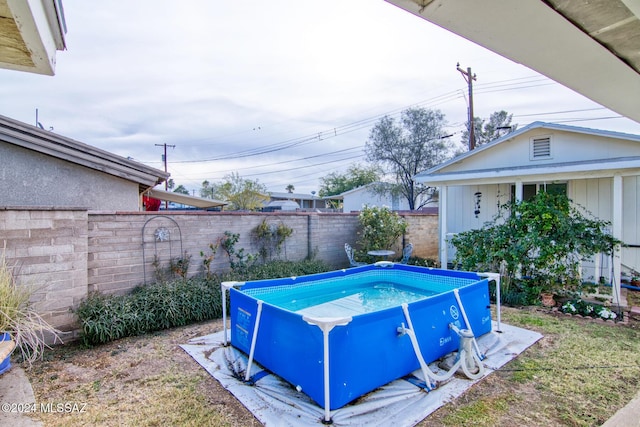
[446,184,510,234]
[623,176,640,273]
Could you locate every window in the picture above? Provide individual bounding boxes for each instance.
[530,136,552,160]
[511,182,567,202]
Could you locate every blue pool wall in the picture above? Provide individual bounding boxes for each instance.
[229,264,492,410]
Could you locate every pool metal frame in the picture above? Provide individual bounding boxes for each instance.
[221,262,500,423]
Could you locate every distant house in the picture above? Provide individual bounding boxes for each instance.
[0,114,169,211]
[338,183,407,212]
[267,191,326,210]
[415,121,640,302]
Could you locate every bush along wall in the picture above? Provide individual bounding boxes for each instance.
[75,258,334,345]
[75,278,222,346]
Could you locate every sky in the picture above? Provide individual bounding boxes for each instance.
[2,0,640,197]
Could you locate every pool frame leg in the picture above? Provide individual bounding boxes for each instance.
[478,272,502,333]
[220,281,241,346]
[244,300,264,382]
[303,316,353,424]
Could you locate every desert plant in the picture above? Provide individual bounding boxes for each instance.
[0,247,62,367]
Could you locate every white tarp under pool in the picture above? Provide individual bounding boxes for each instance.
[181,322,542,426]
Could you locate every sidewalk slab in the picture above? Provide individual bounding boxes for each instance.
[0,366,43,427]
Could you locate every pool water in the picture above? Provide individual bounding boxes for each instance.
[242,279,440,316]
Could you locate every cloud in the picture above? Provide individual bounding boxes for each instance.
[1,0,638,195]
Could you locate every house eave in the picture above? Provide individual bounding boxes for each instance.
[385,0,640,123]
[0,114,169,188]
[416,157,640,186]
[0,0,67,76]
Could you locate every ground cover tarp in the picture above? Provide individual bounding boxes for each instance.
[181,322,542,426]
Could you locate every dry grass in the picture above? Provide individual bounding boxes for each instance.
[18,305,640,427]
[25,319,259,427]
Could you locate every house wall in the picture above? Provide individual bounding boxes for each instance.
[342,188,410,212]
[0,143,141,210]
[0,209,438,339]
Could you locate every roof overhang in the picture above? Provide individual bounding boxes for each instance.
[0,114,169,190]
[385,0,640,123]
[416,157,640,187]
[0,0,67,75]
[144,188,227,209]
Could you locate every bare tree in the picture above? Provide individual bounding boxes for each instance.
[365,108,453,210]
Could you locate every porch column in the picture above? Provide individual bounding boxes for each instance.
[514,179,523,202]
[612,174,623,305]
[439,185,448,269]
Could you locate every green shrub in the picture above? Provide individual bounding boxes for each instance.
[356,205,407,261]
[76,278,222,346]
[76,259,333,345]
[451,192,622,302]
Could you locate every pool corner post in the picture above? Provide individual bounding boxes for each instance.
[220,281,241,346]
[479,272,502,333]
[302,315,353,424]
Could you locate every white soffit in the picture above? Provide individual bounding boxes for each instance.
[0,0,67,75]
[385,0,640,123]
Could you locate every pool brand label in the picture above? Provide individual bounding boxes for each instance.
[439,335,452,346]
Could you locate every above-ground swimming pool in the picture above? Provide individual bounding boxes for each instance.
[224,263,492,414]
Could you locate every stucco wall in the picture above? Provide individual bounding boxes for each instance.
[0,143,141,210]
[0,209,438,338]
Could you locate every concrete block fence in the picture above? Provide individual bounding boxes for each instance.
[0,208,438,338]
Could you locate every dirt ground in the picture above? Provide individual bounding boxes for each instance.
[21,303,640,427]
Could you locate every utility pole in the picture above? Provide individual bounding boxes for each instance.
[457,63,477,150]
[155,143,175,209]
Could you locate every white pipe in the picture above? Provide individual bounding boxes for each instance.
[400,304,437,388]
[400,305,483,385]
[244,300,263,382]
[453,288,483,359]
[303,316,352,423]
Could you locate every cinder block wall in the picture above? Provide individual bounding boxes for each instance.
[1,209,438,336]
[0,208,88,334]
[87,211,324,294]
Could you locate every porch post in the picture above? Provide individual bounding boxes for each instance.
[439,185,448,269]
[612,174,623,305]
[514,179,523,202]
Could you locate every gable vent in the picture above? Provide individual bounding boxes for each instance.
[531,137,551,159]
